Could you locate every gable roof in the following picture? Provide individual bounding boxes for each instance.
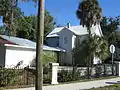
[47,25,103,37]
[0,35,36,47]
[0,35,65,52]
[47,27,64,37]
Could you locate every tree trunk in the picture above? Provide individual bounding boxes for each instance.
[87,26,92,78]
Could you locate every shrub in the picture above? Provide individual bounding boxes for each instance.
[0,68,22,86]
[30,51,57,67]
[58,70,84,82]
[95,66,103,77]
[43,65,52,83]
[58,70,73,82]
[42,51,57,66]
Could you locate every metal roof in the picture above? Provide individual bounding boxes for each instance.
[0,35,65,52]
[0,35,36,47]
[42,45,65,52]
[47,25,102,37]
[47,27,64,37]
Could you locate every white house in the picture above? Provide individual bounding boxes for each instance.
[0,35,64,68]
[46,23,103,66]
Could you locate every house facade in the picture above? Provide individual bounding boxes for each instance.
[46,24,103,66]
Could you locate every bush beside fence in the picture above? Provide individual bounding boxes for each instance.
[0,66,52,87]
[58,64,118,82]
[0,63,118,87]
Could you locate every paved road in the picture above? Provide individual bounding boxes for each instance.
[8,77,120,90]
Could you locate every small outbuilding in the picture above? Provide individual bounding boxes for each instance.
[0,35,65,68]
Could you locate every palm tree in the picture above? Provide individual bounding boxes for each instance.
[76,0,102,66]
[76,0,103,78]
[89,35,108,61]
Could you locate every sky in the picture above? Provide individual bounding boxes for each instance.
[1,0,120,26]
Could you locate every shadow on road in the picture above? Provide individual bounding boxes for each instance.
[105,81,120,84]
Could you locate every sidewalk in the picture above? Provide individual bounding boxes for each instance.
[8,77,120,90]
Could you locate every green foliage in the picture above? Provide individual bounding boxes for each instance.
[42,51,57,66]
[15,11,55,43]
[95,66,102,77]
[43,65,52,83]
[58,70,73,82]
[90,36,109,60]
[0,26,5,34]
[101,16,120,44]
[76,0,103,65]
[76,0,102,28]
[73,36,89,66]
[15,15,36,41]
[0,68,22,86]
[0,0,13,16]
[73,35,109,66]
[30,51,57,67]
[0,0,55,43]
[88,84,120,90]
[0,0,23,33]
[58,70,86,82]
[100,16,120,61]
[0,0,37,25]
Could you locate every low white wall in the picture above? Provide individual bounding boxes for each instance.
[58,64,115,76]
[5,46,36,68]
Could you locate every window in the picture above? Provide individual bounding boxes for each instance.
[63,37,68,44]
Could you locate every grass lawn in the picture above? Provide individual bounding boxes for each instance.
[88,84,120,90]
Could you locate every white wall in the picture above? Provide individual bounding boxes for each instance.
[5,46,36,68]
[59,28,73,52]
[72,35,76,49]
[59,28,74,65]
[93,56,102,64]
[94,25,103,36]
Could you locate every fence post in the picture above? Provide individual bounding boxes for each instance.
[116,64,118,76]
[50,63,59,84]
[104,64,106,76]
[115,62,120,76]
[87,67,89,79]
[25,66,29,85]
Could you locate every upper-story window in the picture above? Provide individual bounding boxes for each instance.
[63,37,68,44]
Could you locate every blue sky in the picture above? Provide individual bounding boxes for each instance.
[1,0,120,26]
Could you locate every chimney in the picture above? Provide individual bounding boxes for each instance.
[67,22,70,28]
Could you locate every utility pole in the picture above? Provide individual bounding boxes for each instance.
[36,0,45,90]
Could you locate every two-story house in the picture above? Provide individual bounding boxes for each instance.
[46,23,103,66]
